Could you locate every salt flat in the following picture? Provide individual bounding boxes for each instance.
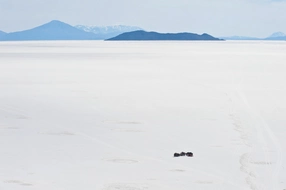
[0,41,285,190]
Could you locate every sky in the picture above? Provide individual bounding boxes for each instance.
[0,0,286,37]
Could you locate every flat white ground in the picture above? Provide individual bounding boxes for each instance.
[0,41,285,190]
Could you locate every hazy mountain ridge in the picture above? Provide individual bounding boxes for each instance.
[1,20,285,41]
[75,25,142,34]
[0,21,142,41]
[221,32,286,40]
[75,25,142,39]
[221,36,260,40]
[267,32,286,38]
[0,20,100,41]
[265,32,286,40]
[0,30,7,39]
[106,30,222,41]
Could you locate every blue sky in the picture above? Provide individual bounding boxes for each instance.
[0,0,286,37]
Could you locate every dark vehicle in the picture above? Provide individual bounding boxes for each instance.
[180,152,186,156]
[174,153,180,157]
[186,152,193,157]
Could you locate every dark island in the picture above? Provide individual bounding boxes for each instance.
[106,30,222,41]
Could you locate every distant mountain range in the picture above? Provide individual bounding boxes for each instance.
[221,36,260,40]
[0,20,142,41]
[0,20,285,41]
[106,30,222,41]
[0,30,6,37]
[265,32,286,40]
[0,20,99,41]
[0,21,221,41]
[221,32,286,40]
[75,25,142,39]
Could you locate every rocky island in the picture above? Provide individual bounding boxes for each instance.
[106,30,222,41]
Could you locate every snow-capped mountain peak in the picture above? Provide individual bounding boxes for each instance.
[74,25,142,34]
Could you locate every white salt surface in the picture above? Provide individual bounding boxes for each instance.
[0,41,286,190]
